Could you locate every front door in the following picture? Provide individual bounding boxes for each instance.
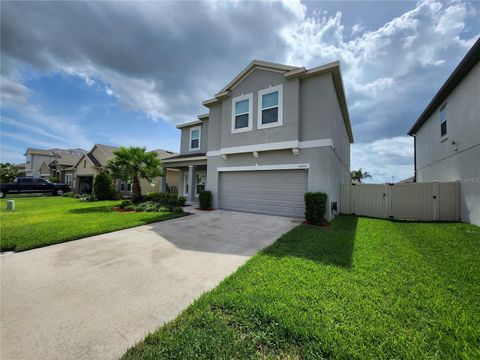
[196,172,206,196]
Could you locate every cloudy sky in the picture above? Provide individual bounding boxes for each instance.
[1,0,478,182]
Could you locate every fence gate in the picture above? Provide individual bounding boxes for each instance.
[340,182,460,221]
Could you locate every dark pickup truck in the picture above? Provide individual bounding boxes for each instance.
[0,177,71,198]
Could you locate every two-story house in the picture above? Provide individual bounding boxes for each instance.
[408,38,479,225]
[162,60,353,219]
[24,147,86,180]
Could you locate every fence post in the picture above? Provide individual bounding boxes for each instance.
[350,183,355,215]
[432,182,440,221]
[455,181,460,221]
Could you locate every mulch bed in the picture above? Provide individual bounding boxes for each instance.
[195,208,215,211]
[111,207,136,213]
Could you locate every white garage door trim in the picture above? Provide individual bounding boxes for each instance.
[217,163,310,172]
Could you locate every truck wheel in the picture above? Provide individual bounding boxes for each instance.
[54,189,64,196]
[0,191,5,198]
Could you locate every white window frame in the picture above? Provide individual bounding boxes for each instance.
[231,93,253,134]
[189,126,201,151]
[257,84,283,130]
[183,171,189,196]
[65,174,72,186]
[440,103,447,139]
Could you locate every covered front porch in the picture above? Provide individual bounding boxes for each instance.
[161,154,207,204]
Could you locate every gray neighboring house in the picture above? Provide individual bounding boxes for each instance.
[408,38,480,226]
[162,60,353,219]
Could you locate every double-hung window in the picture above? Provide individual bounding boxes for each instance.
[189,126,201,151]
[231,93,253,133]
[258,84,283,129]
[440,103,447,138]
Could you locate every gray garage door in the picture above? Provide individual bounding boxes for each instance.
[219,170,307,218]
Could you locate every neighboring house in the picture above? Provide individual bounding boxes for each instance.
[74,144,178,195]
[24,148,87,180]
[162,60,353,219]
[408,38,480,226]
[15,163,26,177]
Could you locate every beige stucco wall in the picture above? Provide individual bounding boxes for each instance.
[27,154,55,177]
[74,155,98,176]
[140,169,179,195]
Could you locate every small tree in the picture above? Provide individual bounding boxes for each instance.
[106,146,162,203]
[93,171,116,200]
[0,163,18,183]
[350,168,372,183]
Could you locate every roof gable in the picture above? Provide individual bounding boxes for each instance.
[73,153,99,169]
[218,60,299,94]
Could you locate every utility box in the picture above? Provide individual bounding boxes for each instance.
[6,200,15,211]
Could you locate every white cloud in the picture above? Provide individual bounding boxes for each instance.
[1,0,478,178]
[0,77,30,105]
[1,130,63,150]
[283,0,478,141]
[352,136,414,183]
[351,22,365,35]
[1,116,66,143]
[1,104,92,150]
[0,144,25,163]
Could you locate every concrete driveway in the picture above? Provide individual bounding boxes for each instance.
[0,209,298,360]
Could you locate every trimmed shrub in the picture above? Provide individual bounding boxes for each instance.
[80,194,96,201]
[119,200,133,209]
[304,192,328,225]
[62,192,75,197]
[199,191,212,209]
[143,192,185,210]
[48,176,60,183]
[133,201,160,212]
[177,196,187,207]
[144,192,175,204]
[93,172,116,200]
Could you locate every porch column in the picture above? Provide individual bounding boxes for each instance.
[161,168,168,193]
[187,165,196,202]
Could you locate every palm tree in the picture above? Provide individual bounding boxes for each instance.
[0,163,19,183]
[350,168,372,183]
[106,146,162,203]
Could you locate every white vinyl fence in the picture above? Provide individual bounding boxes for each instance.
[341,182,460,221]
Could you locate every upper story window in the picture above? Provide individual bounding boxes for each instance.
[258,84,283,129]
[189,126,201,151]
[440,103,447,138]
[26,155,31,164]
[231,93,253,133]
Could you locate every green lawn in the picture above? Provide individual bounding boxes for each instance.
[124,216,480,359]
[0,197,184,252]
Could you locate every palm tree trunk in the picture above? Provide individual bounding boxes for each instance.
[132,176,142,203]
